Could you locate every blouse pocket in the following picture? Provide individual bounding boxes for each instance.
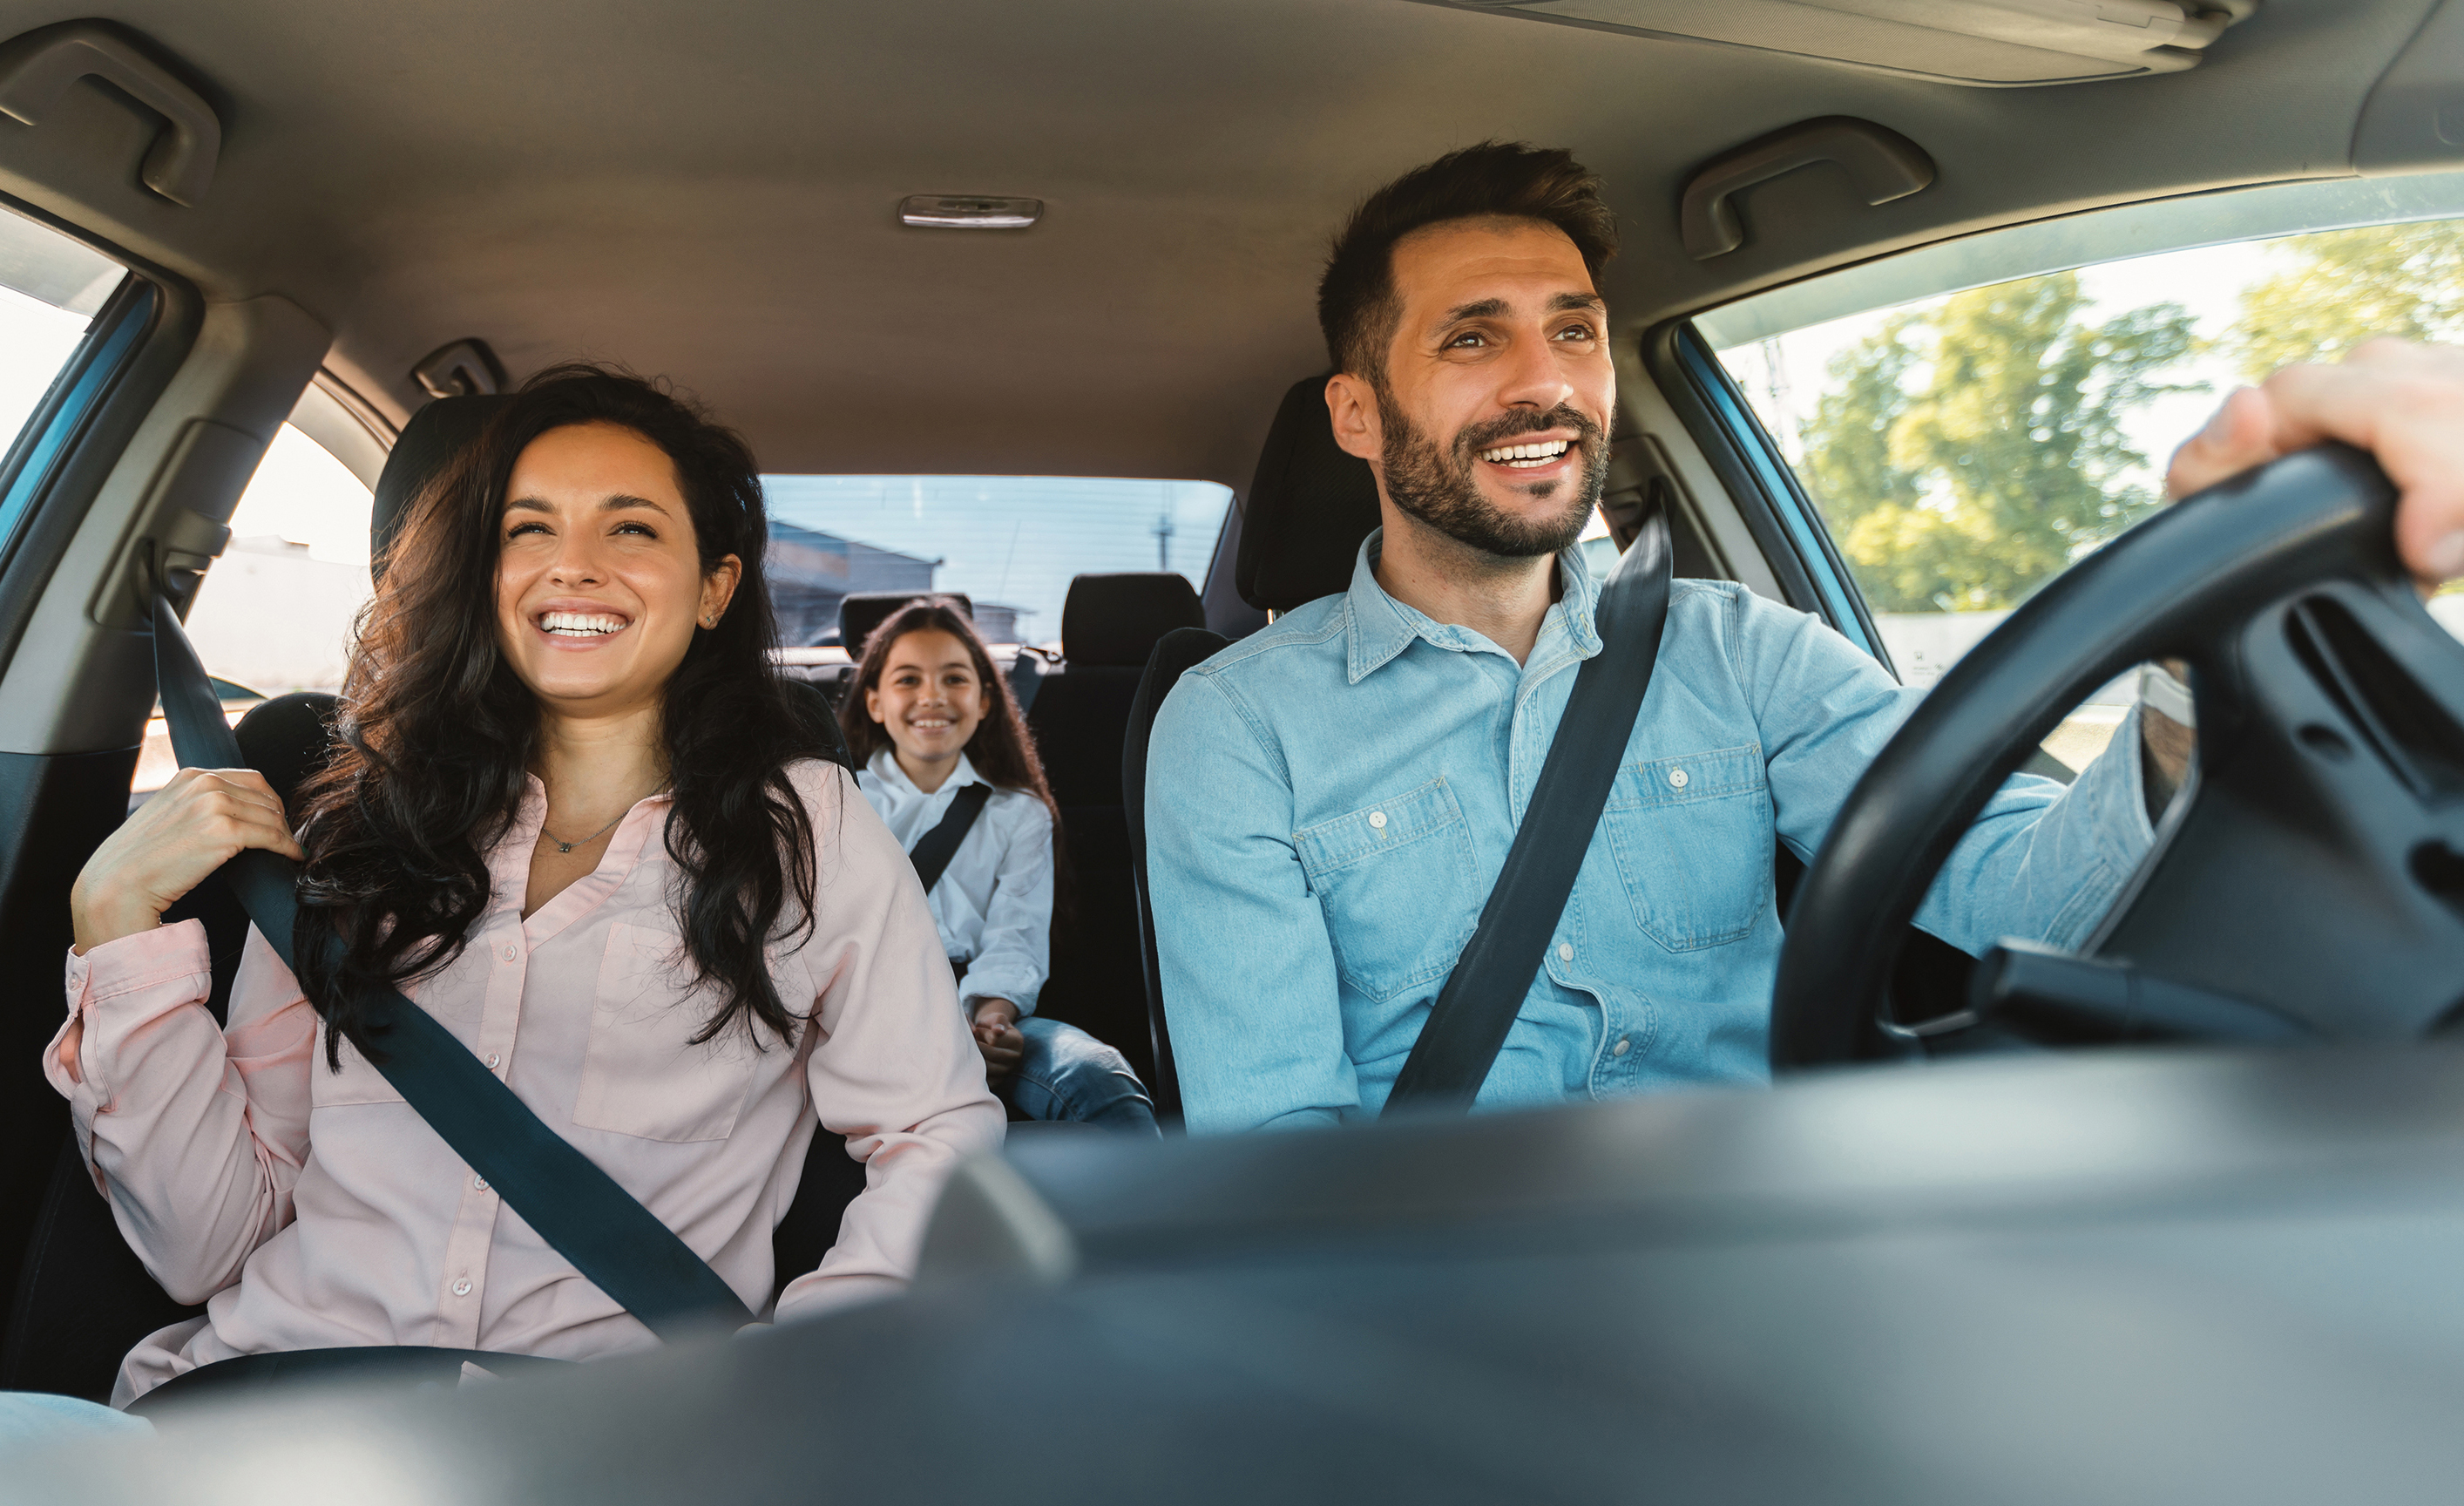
[572,924,761,1143]
[1601,744,1773,953]
[308,1023,407,1109]
[1294,776,1481,1002]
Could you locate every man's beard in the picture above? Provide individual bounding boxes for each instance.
[1378,397,1608,560]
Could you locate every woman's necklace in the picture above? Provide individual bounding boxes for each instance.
[538,785,667,854]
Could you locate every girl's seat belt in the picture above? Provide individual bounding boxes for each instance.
[906,784,993,893]
[149,594,755,1339]
[1383,509,1674,1115]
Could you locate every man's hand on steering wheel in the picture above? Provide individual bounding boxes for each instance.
[2169,340,2464,588]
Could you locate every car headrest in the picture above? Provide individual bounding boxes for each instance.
[1234,374,1383,614]
[839,591,973,654]
[371,394,511,582]
[1060,573,1205,667]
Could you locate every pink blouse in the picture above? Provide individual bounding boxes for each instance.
[44,759,1004,1406]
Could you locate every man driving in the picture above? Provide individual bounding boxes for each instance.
[1144,142,2464,1135]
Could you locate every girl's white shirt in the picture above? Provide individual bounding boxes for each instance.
[856,748,1055,1015]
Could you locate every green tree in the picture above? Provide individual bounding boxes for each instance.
[2227,220,2464,379]
[1797,272,2200,613]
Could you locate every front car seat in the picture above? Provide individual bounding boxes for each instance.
[1027,573,1203,1089]
[1124,376,1379,1124]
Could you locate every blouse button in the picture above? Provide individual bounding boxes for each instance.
[485,1053,501,1070]
[501,944,518,962]
[1668,768,1689,790]
[451,1278,473,1297]
[1368,811,1387,831]
[472,1175,489,1192]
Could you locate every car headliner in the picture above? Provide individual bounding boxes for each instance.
[0,0,2446,486]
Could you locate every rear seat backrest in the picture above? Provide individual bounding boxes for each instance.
[1027,573,1202,1088]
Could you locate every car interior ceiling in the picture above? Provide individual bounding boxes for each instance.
[3,0,2463,1401]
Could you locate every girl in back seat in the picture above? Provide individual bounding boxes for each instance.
[843,599,1159,1135]
[42,365,1001,1421]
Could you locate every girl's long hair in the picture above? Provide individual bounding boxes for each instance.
[838,598,1061,831]
[294,363,829,1066]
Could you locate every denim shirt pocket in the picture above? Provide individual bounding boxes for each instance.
[1294,776,1481,1002]
[1602,743,1773,952]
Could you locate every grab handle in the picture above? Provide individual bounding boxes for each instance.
[0,21,220,206]
[1679,116,1932,261]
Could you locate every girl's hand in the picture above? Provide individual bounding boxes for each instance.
[71,767,303,956]
[971,998,1025,1083]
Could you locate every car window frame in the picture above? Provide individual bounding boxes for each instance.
[1649,170,2464,683]
[0,195,201,677]
[1643,319,1891,669]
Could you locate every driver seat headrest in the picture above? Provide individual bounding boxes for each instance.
[1234,375,1383,614]
[371,394,511,582]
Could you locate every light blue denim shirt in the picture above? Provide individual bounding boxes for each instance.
[1146,530,2156,1135]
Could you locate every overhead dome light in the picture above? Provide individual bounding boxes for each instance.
[898,195,1043,229]
[1412,0,2258,86]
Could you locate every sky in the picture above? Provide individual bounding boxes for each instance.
[0,285,91,445]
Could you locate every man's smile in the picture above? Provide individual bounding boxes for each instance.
[1477,437,1574,469]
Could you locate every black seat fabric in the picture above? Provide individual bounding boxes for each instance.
[372,394,510,583]
[838,591,973,656]
[1028,573,1207,1088]
[1123,627,1231,1123]
[1234,375,1384,614]
[1059,574,1203,664]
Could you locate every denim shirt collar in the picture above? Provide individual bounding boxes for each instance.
[1342,526,1605,684]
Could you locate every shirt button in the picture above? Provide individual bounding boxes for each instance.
[1368,811,1388,831]
[485,1053,501,1069]
[451,1278,473,1297]
[501,944,518,962]
[1556,942,1574,962]
[1668,768,1689,790]
[473,1175,489,1191]
[1612,1035,1633,1055]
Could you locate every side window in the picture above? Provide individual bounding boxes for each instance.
[131,424,374,801]
[1699,185,2464,770]
[0,205,125,555]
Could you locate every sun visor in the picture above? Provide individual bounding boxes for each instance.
[1404,0,2256,87]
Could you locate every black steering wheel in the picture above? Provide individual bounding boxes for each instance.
[1770,444,2464,1071]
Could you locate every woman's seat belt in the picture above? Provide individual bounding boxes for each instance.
[1383,509,1674,1115]
[148,594,755,1339]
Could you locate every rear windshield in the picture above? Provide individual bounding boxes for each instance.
[761,475,1234,648]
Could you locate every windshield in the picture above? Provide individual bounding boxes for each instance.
[761,475,1234,648]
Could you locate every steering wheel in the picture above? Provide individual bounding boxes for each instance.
[1770,444,2464,1071]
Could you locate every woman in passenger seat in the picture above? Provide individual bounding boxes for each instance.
[843,599,1160,1135]
[41,365,1003,1421]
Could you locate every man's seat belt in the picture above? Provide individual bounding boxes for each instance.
[1383,509,1674,1114]
[150,595,755,1339]
[907,783,992,893]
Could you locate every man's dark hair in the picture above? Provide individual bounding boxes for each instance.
[1317,141,1617,385]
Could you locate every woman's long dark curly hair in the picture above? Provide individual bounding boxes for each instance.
[294,364,830,1066]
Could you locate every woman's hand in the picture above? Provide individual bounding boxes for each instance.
[970,998,1025,1084]
[71,766,303,956]
[2168,340,2464,587]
